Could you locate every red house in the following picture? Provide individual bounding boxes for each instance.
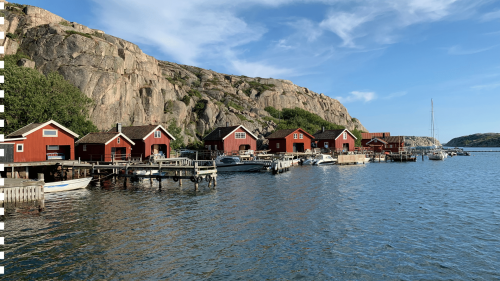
[266,128,314,153]
[203,125,257,154]
[361,132,391,147]
[313,129,357,152]
[366,136,405,153]
[76,132,135,162]
[108,123,175,159]
[3,120,79,162]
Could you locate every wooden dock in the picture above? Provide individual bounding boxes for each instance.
[1,179,45,212]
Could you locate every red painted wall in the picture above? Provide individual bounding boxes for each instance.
[316,131,356,152]
[222,127,256,154]
[141,130,172,158]
[268,129,313,153]
[204,140,224,152]
[7,123,76,162]
[77,135,133,162]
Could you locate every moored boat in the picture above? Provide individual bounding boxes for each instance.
[44,177,93,193]
[313,154,337,165]
[215,156,266,172]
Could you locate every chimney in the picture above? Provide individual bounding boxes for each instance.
[117,123,122,133]
[383,133,385,138]
[322,126,325,133]
[226,122,229,127]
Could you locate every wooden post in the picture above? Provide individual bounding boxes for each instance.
[12,166,14,178]
[179,170,183,187]
[124,164,129,188]
[26,166,29,179]
[194,162,198,192]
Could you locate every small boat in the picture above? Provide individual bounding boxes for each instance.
[215,156,267,172]
[428,149,446,160]
[313,154,337,165]
[44,177,92,193]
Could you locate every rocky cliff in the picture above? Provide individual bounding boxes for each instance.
[404,136,441,147]
[444,133,500,147]
[1,3,367,147]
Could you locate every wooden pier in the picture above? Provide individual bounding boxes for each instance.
[1,179,45,212]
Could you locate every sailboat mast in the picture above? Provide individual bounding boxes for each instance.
[431,99,435,146]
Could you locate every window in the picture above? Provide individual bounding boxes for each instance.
[83,145,87,152]
[235,132,246,139]
[154,131,161,138]
[293,133,298,139]
[47,145,59,150]
[343,132,347,140]
[43,129,58,137]
[117,137,120,144]
[390,145,393,148]
[207,145,211,150]
[214,145,217,150]
[324,142,329,148]
[299,133,303,139]
[16,143,24,152]
[276,143,280,148]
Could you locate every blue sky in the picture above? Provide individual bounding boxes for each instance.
[18,0,500,143]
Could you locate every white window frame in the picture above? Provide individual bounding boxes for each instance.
[293,133,298,139]
[207,145,211,150]
[47,145,59,150]
[214,145,217,150]
[43,129,58,137]
[83,144,87,152]
[343,132,347,140]
[390,144,393,148]
[299,133,303,139]
[154,131,161,138]
[117,137,120,144]
[235,132,246,139]
[276,143,280,148]
[16,143,24,152]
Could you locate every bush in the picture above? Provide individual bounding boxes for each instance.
[188,89,202,99]
[0,54,98,137]
[65,30,92,39]
[60,21,72,27]
[194,101,206,117]
[228,101,244,111]
[6,33,18,39]
[265,106,344,135]
[167,121,184,150]
[181,95,191,105]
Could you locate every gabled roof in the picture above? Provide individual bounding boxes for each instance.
[76,132,135,146]
[313,129,357,140]
[366,137,388,145]
[361,132,390,140]
[383,136,404,144]
[108,124,175,140]
[203,125,257,141]
[7,120,79,138]
[266,128,315,139]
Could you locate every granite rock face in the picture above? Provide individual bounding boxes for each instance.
[404,136,441,147]
[2,3,368,147]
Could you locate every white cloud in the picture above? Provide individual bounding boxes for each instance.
[446,44,498,55]
[471,83,500,90]
[230,59,295,78]
[383,91,407,99]
[482,9,500,21]
[336,91,376,103]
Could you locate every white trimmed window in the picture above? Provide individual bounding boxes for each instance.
[299,133,303,139]
[293,133,298,139]
[43,129,58,137]
[117,137,120,144]
[276,143,280,148]
[343,132,347,140]
[47,145,59,150]
[390,145,393,148]
[207,145,211,150]
[235,132,246,139]
[83,145,87,151]
[214,145,217,150]
[154,131,161,138]
[16,143,24,152]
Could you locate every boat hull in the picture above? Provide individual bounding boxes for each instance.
[44,177,92,193]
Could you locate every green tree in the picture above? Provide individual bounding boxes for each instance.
[0,54,98,137]
[167,120,185,150]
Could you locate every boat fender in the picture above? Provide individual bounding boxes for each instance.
[173,176,179,182]
[190,176,196,183]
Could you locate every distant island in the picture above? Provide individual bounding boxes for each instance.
[444,133,500,147]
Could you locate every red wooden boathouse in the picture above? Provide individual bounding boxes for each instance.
[203,125,257,154]
[76,132,135,162]
[2,120,79,162]
[313,128,357,152]
[266,128,314,153]
[361,132,391,147]
[108,123,175,159]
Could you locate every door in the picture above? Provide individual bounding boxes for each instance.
[343,143,349,151]
[153,144,159,154]
[0,144,14,162]
[293,143,304,152]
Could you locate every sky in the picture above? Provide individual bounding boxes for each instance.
[18,0,500,143]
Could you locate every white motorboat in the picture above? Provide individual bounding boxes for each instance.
[313,154,337,165]
[44,177,92,193]
[215,156,266,172]
[301,156,316,165]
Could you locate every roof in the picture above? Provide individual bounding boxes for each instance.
[383,136,404,144]
[266,128,315,139]
[7,120,79,138]
[313,129,357,140]
[108,124,175,140]
[76,132,135,146]
[203,125,257,141]
[361,132,391,139]
[366,137,388,145]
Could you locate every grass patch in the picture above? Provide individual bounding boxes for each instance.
[237,114,249,121]
[262,116,279,123]
[188,89,202,99]
[164,100,174,114]
[65,30,92,39]
[60,21,72,27]
[6,33,18,39]
[181,95,191,105]
[228,101,244,111]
